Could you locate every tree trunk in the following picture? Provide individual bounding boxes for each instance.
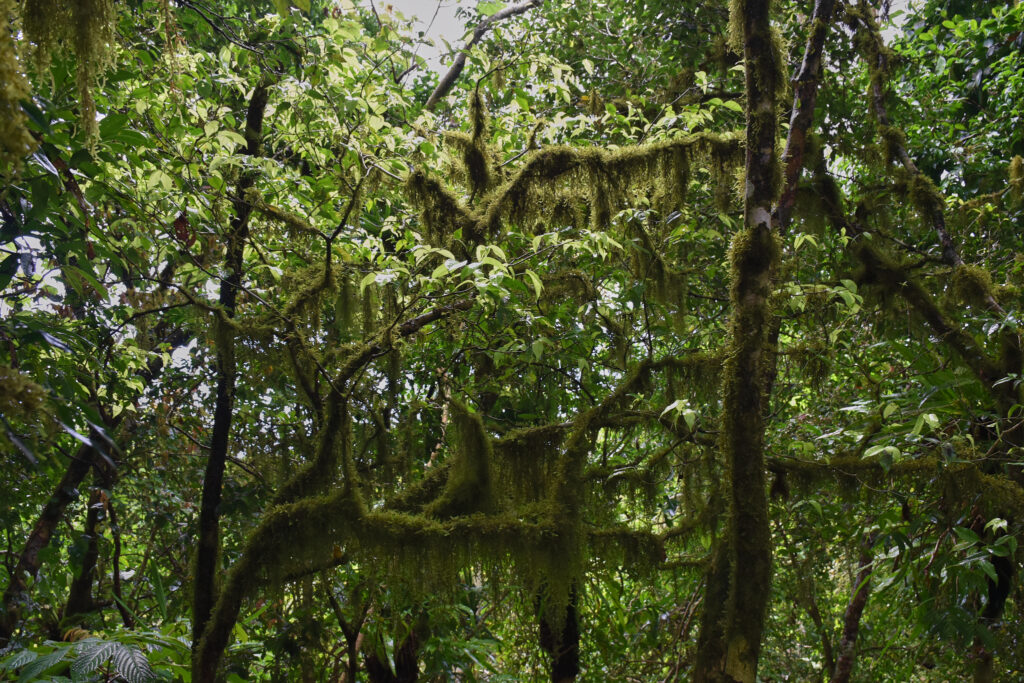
[701,0,783,680]
[63,487,105,620]
[0,443,97,645]
[830,537,875,683]
[192,80,269,655]
[538,586,580,683]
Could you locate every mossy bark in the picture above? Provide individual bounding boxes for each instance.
[538,584,580,683]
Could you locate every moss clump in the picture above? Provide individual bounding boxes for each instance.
[1009,155,1023,204]
[951,265,996,308]
[0,365,48,420]
[426,400,496,518]
[405,169,482,248]
[0,0,36,173]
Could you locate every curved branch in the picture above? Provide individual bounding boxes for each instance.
[424,0,543,111]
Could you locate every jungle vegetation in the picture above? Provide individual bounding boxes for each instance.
[1,0,1023,681]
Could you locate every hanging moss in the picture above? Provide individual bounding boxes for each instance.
[335,270,356,335]
[786,341,831,388]
[425,400,496,518]
[361,283,377,338]
[492,423,566,504]
[442,88,495,197]
[22,0,115,141]
[272,394,350,505]
[405,169,482,248]
[589,527,665,572]
[475,133,741,235]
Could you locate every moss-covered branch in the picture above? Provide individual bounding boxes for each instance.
[775,0,836,231]
[845,3,1004,316]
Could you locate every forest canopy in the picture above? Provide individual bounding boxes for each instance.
[1,0,1023,681]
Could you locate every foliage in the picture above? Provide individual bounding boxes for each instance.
[1,0,1023,681]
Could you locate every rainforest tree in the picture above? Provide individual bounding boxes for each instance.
[1,0,1023,681]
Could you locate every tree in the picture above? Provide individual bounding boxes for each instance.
[2,0,1023,681]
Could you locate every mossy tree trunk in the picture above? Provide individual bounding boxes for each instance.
[695,0,782,680]
[192,81,269,658]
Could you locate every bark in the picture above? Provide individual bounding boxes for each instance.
[424,0,543,111]
[192,80,270,652]
[364,611,425,683]
[830,538,875,683]
[693,541,730,682]
[774,0,836,232]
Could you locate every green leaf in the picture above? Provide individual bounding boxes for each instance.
[72,640,120,677]
[478,2,506,18]
[110,642,155,683]
[17,647,67,682]
[531,338,546,361]
[2,649,37,671]
[359,272,376,295]
[524,269,543,299]
[953,527,981,545]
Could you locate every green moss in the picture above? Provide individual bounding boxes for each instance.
[951,265,996,308]
[1010,155,1024,204]
[425,400,496,518]
[0,365,48,421]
